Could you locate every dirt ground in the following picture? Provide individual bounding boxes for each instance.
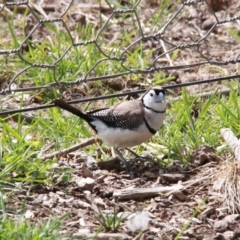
[8,147,240,239]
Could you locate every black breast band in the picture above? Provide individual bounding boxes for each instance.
[144,118,157,135]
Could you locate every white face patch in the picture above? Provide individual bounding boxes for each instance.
[142,89,167,113]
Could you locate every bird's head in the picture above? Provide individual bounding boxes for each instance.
[141,87,167,113]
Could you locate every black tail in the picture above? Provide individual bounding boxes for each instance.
[53,99,92,123]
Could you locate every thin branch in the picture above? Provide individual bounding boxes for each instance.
[113,184,184,199]
[39,138,95,160]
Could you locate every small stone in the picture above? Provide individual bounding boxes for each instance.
[76,177,95,191]
[214,219,229,232]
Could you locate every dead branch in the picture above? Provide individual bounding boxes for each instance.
[221,128,240,162]
[113,184,184,200]
[39,138,95,160]
[72,232,130,239]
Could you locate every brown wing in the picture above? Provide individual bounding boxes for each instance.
[87,100,144,130]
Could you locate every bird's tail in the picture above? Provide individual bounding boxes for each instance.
[53,99,92,122]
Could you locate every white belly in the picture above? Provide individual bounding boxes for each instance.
[92,120,153,149]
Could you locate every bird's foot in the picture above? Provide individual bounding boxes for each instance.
[114,148,133,175]
[126,148,152,162]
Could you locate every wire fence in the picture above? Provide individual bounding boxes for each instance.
[0,0,240,106]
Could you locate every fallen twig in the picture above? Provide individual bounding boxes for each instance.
[113,184,184,199]
[221,128,240,162]
[72,232,130,239]
[40,138,95,160]
[37,141,56,159]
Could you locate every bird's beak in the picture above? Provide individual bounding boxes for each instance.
[156,92,165,102]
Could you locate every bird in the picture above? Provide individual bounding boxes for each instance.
[53,87,167,170]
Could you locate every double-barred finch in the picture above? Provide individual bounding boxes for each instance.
[53,87,167,170]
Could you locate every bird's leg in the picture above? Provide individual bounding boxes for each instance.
[114,148,131,172]
[126,148,141,158]
[126,148,152,161]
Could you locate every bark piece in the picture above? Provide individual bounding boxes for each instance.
[113,184,184,200]
[73,232,130,239]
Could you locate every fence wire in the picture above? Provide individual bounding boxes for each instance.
[0,0,239,96]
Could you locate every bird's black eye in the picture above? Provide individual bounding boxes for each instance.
[150,93,153,97]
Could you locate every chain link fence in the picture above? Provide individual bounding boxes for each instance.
[0,0,239,96]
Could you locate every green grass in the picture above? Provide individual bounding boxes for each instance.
[0,189,69,240]
[0,216,67,240]
[95,206,126,232]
